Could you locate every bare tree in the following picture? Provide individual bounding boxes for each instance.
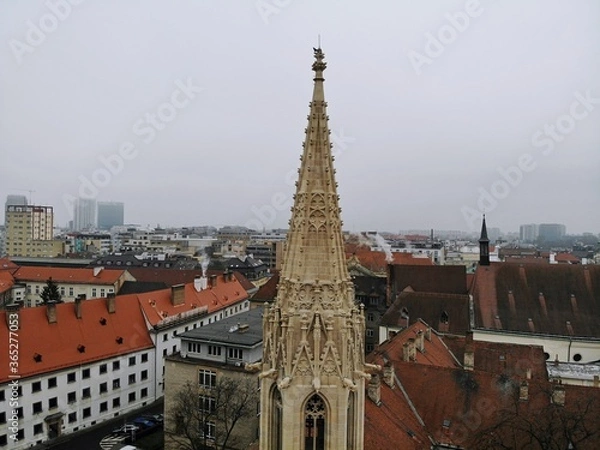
[166,376,259,450]
[472,381,600,450]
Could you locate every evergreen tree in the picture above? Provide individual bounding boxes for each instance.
[40,277,62,304]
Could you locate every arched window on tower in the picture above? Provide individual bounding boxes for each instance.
[271,387,283,450]
[304,394,326,450]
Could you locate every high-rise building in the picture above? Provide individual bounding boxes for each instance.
[519,223,539,242]
[97,201,124,230]
[259,48,369,450]
[72,198,97,231]
[538,223,566,242]
[4,205,60,257]
[5,194,28,209]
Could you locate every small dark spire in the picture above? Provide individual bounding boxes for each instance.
[479,215,490,266]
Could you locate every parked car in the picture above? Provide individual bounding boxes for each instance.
[132,418,156,429]
[140,413,164,425]
[112,424,140,435]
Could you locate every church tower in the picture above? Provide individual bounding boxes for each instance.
[479,214,490,266]
[258,48,370,450]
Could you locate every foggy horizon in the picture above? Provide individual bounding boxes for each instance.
[2,1,599,235]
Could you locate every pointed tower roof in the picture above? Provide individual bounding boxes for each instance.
[280,48,349,285]
[479,214,489,243]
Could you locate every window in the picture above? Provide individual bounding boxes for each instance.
[113,361,120,371]
[128,356,136,366]
[100,288,105,297]
[112,397,120,408]
[67,372,76,383]
[99,383,108,394]
[0,435,6,446]
[202,421,216,439]
[48,397,58,409]
[32,401,43,414]
[15,407,23,419]
[200,395,216,413]
[32,381,42,393]
[0,390,4,401]
[199,370,216,389]
[163,334,168,342]
[208,346,221,356]
[163,349,167,357]
[83,407,91,419]
[99,364,107,374]
[172,344,177,354]
[128,374,136,385]
[68,412,77,423]
[82,388,91,399]
[82,368,90,379]
[60,287,65,296]
[141,353,148,363]
[99,401,108,413]
[369,297,379,306]
[91,288,97,297]
[141,370,148,380]
[33,423,43,435]
[188,342,200,353]
[367,313,374,322]
[141,388,148,398]
[68,287,74,297]
[128,392,136,403]
[113,379,120,390]
[0,412,5,424]
[68,392,76,403]
[228,348,243,360]
[48,377,57,389]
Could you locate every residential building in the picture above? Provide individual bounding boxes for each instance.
[0,298,156,450]
[538,223,567,242]
[11,266,133,307]
[4,205,60,257]
[164,308,263,449]
[97,201,124,230]
[226,255,268,281]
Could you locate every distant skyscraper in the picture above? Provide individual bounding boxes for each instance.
[538,223,566,241]
[5,194,28,209]
[73,198,97,231]
[5,204,58,257]
[519,224,539,242]
[97,202,124,230]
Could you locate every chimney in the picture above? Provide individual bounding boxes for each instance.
[508,290,516,316]
[407,338,416,361]
[171,284,185,306]
[464,331,474,370]
[74,296,83,319]
[519,381,529,401]
[209,274,217,288]
[386,263,395,307]
[527,318,535,332]
[382,362,394,387]
[5,303,20,329]
[107,293,116,314]
[367,374,381,405]
[402,342,410,362]
[424,327,432,341]
[46,302,57,324]
[93,266,103,277]
[415,330,425,353]
[594,375,599,388]
[570,294,578,315]
[538,292,548,317]
[228,271,234,282]
[551,383,565,406]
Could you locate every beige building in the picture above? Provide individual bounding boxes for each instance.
[258,48,374,450]
[4,204,63,257]
[164,308,262,449]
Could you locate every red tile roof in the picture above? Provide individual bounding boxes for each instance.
[0,272,14,295]
[13,266,126,285]
[347,248,433,274]
[125,267,256,292]
[136,274,248,327]
[0,297,153,382]
[252,273,279,302]
[0,258,19,273]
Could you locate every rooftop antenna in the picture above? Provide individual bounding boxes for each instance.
[318,34,321,48]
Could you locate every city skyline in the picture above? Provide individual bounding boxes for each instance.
[1,1,599,234]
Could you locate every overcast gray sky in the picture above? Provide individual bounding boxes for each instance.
[1,0,599,234]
